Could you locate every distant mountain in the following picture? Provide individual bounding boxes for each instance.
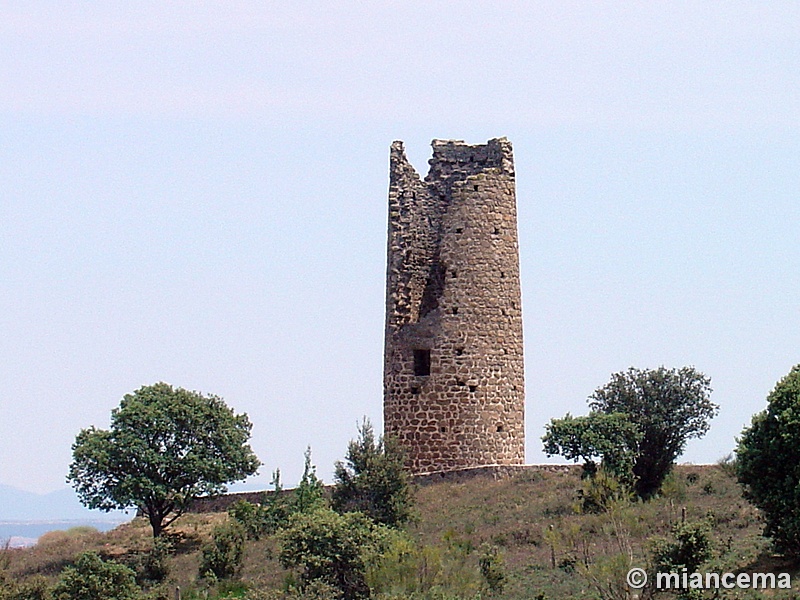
[0,484,129,522]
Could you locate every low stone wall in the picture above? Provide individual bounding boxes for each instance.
[412,463,575,486]
[189,490,278,514]
[187,464,576,514]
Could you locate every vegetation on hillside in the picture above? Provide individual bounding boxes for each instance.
[2,464,798,599]
[6,366,800,598]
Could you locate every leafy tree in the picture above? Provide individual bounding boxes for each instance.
[590,367,717,499]
[293,447,326,514]
[53,552,138,600]
[67,382,261,537]
[737,365,800,556]
[542,412,642,485]
[278,507,387,599]
[331,419,413,527]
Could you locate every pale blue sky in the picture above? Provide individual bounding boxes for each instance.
[2,2,799,495]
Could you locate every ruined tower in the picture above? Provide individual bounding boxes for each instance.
[383,138,525,474]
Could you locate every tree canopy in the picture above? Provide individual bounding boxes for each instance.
[542,412,642,485]
[737,365,800,556]
[67,382,260,536]
[589,366,717,498]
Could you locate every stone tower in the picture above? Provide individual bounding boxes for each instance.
[383,137,525,474]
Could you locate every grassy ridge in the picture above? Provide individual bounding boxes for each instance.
[3,465,797,599]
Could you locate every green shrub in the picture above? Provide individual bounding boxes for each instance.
[53,551,139,600]
[576,469,631,514]
[659,471,688,502]
[292,448,326,515]
[139,536,172,584]
[229,468,303,541]
[229,499,272,541]
[278,507,386,599]
[478,545,505,594]
[199,521,246,581]
[365,531,483,599]
[651,519,713,573]
[332,419,413,527]
[3,575,52,600]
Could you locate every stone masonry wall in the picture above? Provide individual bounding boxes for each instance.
[383,138,525,474]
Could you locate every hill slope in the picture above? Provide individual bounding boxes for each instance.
[2,465,797,599]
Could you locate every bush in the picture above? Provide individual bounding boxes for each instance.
[122,537,173,586]
[229,465,314,541]
[199,521,246,581]
[331,419,413,527]
[478,545,505,594]
[53,552,139,600]
[576,469,631,514]
[365,530,483,598]
[3,576,52,600]
[139,536,172,584]
[737,364,800,556]
[229,499,272,541]
[278,507,387,599]
[651,519,713,573]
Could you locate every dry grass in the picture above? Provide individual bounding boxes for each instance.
[408,464,793,598]
[2,465,798,599]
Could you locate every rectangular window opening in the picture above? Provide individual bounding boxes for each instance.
[413,349,431,377]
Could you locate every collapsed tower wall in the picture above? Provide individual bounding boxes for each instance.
[383,138,525,474]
